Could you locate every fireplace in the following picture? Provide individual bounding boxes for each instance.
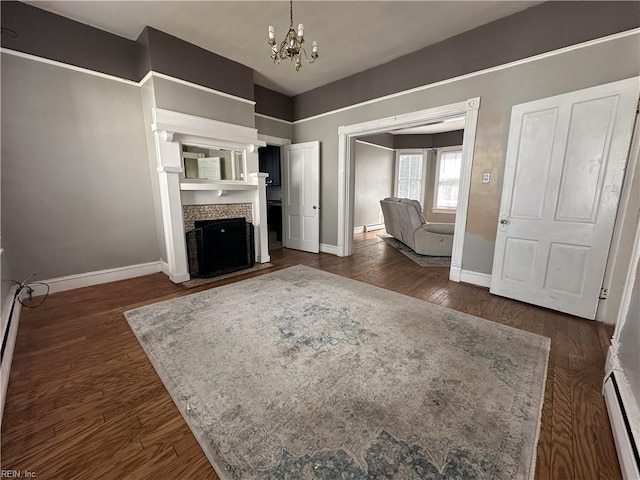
[186,218,255,278]
[148,108,269,283]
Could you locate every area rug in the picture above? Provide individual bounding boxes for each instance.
[377,233,451,267]
[125,265,550,480]
[181,263,274,289]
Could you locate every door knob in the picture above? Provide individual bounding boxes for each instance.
[313,206,318,210]
[500,219,508,225]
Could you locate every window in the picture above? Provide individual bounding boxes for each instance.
[395,151,425,201]
[433,146,462,212]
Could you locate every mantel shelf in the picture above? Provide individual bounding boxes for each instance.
[180,181,258,192]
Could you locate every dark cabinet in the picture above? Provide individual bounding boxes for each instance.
[258,145,281,186]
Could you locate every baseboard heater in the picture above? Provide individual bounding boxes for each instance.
[603,370,640,479]
[186,218,255,278]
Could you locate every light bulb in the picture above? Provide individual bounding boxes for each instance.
[297,23,304,38]
[312,41,318,54]
[268,25,275,41]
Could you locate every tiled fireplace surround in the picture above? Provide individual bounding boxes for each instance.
[182,204,253,232]
[150,108,268,283]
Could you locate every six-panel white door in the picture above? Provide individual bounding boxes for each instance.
[490,77,639,319]
[283,141,320,253]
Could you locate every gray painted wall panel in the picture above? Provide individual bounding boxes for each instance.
[293,35,640,274]
[254,85,293,122]
[255,115,293,140]
[1,53,158,281]
[354,142,394,228]
[153,77,255,128]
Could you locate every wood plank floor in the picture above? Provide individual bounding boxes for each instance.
[1,232,620,479]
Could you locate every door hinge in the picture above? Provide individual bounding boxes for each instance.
[599,287,609,300]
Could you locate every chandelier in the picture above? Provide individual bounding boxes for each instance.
[268,0,318,71]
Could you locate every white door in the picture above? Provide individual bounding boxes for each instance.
[490,78,639,319]
[283,141,320,253]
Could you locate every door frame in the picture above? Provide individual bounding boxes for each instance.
[337,98,480,283]
[258,134,291,247]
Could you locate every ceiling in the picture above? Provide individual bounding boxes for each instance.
[25,1,541,96]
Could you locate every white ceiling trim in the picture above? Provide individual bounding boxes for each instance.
[2,27,638,124]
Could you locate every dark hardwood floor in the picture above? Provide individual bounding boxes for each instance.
[1,232,620,479]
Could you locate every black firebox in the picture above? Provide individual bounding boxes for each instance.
[186,218,255,278]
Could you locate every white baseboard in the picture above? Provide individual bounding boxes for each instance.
[320,243,342,256]
[459,269,492,288]
[365,223,385,232]
[604,344,640,479]
[353,226,365,235]
[29,261,162,296]
[1,285,22,429]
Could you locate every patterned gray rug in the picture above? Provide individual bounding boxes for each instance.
[377,233,451,267]
[125,265,549,480]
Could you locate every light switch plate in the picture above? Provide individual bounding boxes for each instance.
[482,172,491,184]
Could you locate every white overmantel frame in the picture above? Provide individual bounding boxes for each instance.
[150,108,267,283]
[337,98,480,283]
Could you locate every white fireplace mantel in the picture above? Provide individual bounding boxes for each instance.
[150,108,268,283]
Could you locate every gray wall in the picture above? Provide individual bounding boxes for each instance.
[138,27,254,101]
[293,1,640,120]
[0,1,140,81]
[254,85,293,122]
[255,115,293,141]
[354,142,394,228]
[153,77,255,128]
[293,34,640,274]
[618,259,640,405]
[1,53,159,281]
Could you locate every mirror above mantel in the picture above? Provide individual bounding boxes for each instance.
[182,144,246,182]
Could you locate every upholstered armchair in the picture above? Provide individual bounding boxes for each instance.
[380,197,454,256]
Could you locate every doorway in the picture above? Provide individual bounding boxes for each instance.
[337,98,480,283]
[258,134,291,253]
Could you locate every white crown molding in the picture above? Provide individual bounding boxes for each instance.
[3,27,638,124]
[293,28,640,125]
[255,112,293,125]
[355,139,395,152]
[142,71,256,106]
[0,48,255,107]
[0,47,140,86]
